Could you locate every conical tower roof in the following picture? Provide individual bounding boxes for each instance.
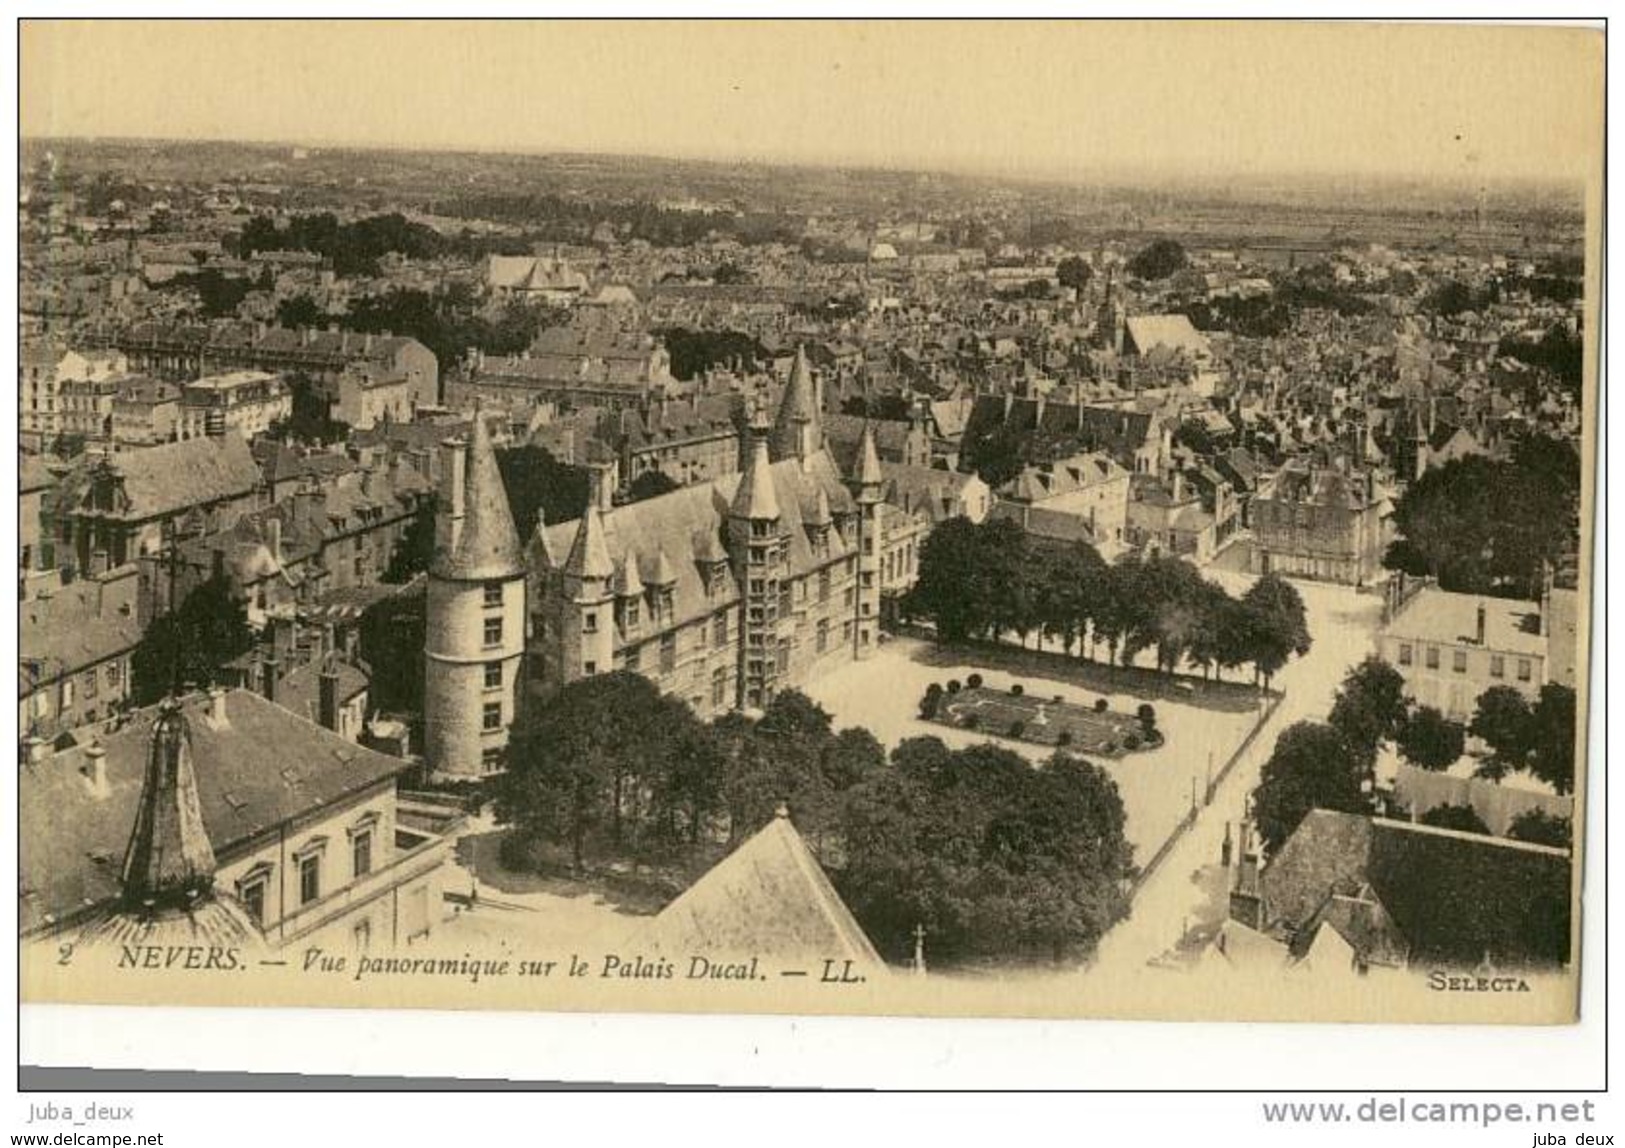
[564,502,615,581]
[856,421,885,496]
[434,410,524,581]
[771,344,821,461]
[731,437,781,521]
[120,701,217,914]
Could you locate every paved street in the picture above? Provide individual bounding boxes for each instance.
[1089,572,1386,973]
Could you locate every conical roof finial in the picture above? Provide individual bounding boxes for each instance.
[120,699,217,914]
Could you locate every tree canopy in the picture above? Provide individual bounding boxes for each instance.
[837,738,1132,964]
[131,574,254,705]
[1127,239,1188,281]
[1251,721,1370,856]
[1384,439,1581,599]
[905,520,1308,685]
[1327,656,1410,764]
[495,444,591,542]
[1396,704,1467,772]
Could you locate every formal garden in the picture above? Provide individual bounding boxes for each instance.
[920,674,1164,756]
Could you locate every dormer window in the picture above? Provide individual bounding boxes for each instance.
[623,598,640,628]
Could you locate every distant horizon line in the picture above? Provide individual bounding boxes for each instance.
[20,131,1586,196]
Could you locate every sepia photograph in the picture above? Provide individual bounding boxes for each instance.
[8,13,1609,1113]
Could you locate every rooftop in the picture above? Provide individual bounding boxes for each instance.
[1384,587,1546,657]
[19,688,410,935]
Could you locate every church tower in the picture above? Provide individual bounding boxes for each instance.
[729,420,785,711]
[424,407,527,778]
[771,345,824,466]
[851,423,884,660]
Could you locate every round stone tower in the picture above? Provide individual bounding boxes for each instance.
[424,408,526,779]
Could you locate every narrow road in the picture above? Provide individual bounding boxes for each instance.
[1090,575,1385,973]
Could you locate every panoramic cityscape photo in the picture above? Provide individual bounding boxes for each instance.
[15,19,1600,1029]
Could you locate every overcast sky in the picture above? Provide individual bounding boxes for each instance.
[21,21,1603,185]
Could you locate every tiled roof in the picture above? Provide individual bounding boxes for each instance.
[19,689,408,934]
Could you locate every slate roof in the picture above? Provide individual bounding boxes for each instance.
[1261,810,1571,969]
[82,432,259,522]
[431,413,525,582]
[639,809,886,971]
[19,689,409,935]
[544,449,854,642]
[20,575,144,689]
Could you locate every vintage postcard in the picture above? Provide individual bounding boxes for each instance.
[15,19,1602,1028]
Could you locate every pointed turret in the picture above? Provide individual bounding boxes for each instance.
[564,501,615,581]
[771,344,823,463]
[731,437,781,522]
[120,700,217,914]
[433,407,524,581]
[855,422,884,504]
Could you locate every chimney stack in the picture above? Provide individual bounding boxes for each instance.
[1476,602,1487,645]
[318,657,341,734]
[23,736,48,766]
[208,685,228,726]
[262,656,280,705]
[265,516,282,565]
[84,742,109,798]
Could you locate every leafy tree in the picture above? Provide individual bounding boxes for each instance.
[382,495,435,584]
[495,444,590,542]
[626,469,681,503]
[1239,572,1311,688]
[1127,238,1188,281]
[1506,808,1572,849]
[1327,657,1410,764]
[906,517,1026,642]
[1056,256,1094,293]
[1252,721,1369,856]
[268,373,351,446]
[656,328,768,381]
[131,574,254,704]
[1418,803,1491,835]
[1469,686,1535,781]
[961,420,1027,489]
[1396,705,1466,772]
[837,739,1131,964]
[496,672,706,870]
[1384,446,1581,599]
[1528,683,1578,795]
[713,691,879,849]
[357,587,426,714]
[276,294,326,329]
